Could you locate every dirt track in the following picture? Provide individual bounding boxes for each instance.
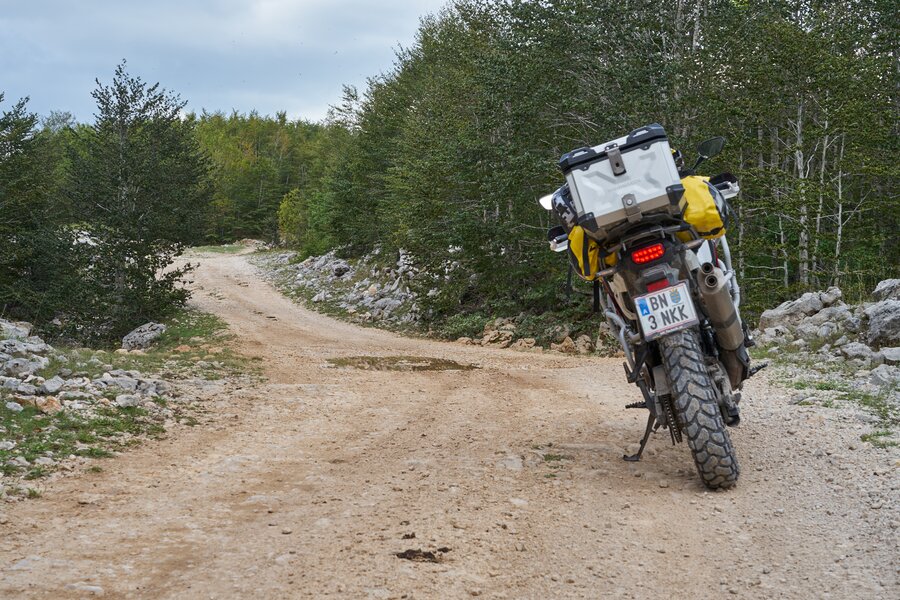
[1,252,897,599]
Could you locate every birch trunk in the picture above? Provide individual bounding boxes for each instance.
[812,124,829,287]
[794,100,810,287]
[832,134,846,286]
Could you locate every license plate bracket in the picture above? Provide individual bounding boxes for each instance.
[634,282,699,340]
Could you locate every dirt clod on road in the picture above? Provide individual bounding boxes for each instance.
[1,252,897,599]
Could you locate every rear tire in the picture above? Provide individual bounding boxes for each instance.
[658,329,739,489]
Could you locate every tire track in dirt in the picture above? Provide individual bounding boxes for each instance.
[0,252,896,599]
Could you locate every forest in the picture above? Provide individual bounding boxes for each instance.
[1,0,897,343]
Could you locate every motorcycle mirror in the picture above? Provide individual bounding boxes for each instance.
[696,136,726,160]
[551,239,569,253]
[538,193,554,210]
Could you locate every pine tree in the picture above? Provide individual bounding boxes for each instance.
[66,62,212,342]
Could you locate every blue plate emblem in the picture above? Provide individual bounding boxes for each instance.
[638,299,650,316]
[669,287,682,304]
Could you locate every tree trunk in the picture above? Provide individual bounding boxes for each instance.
[812,125,829,287]
[832,135,846,286]
[794,100,809,288]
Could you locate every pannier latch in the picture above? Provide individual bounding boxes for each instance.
[607,145,627,176]
[622,193,642,223]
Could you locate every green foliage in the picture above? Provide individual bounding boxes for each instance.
[277,188,306,246]
[307,0,898,326]
[61,62,211,343]
[192,110,341,246]
[0,95,77,323]
[2,63,214,343]
[3,1,898,341]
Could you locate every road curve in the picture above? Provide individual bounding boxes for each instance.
[0,252,896,599]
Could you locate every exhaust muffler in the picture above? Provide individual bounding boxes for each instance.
[697,263,749,387]
[698,263,743,350]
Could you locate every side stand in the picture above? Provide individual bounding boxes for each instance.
[623,413,658,462]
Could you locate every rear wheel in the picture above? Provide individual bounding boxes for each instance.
[658,329,739,489]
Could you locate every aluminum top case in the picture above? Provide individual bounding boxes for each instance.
[558,123,685,241]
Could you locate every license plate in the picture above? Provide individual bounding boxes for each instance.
[634,282,698,340]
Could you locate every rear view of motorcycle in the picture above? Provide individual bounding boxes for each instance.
[539,124,757,489]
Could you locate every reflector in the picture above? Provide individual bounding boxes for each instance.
[646,279,670,293]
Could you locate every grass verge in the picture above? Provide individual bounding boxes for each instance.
[2,307,256,499]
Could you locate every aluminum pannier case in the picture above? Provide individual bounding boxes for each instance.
[558,123,686,241]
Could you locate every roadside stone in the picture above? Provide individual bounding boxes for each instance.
[869,364,899,388]
[759,292,824,329]
[455,337,473,345]
[33,397,63,414]
[864,300,900,347]
[551,336,577,354]
[481,329,513,348]
[312,291,328,303]
[574,334,594,354]
[0,319,32,339]
[819,286,842,307]
[121,322,167,351]
[5,401,23,413]
[115,394,142,408]
[873,279,900,302]
[17,382,38,396]
[510,338,537,351]
[40,376,65,395]
[841,342,874,362]
[330,260,350,277]
[879,347,900,365]
[3,357,49,377]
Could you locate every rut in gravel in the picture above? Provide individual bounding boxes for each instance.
[0,251,896,599]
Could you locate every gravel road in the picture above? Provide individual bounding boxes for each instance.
[1,252,896,599]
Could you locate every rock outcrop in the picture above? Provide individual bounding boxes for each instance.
[755,280,900,391]
[121,322,167,350]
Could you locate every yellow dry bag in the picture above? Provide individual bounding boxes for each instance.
[681,175,727,239]
[567,225,600,281]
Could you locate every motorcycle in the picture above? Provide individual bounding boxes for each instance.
[539,126,757,490]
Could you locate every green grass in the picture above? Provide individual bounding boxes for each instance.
[790,380,849,392]
[786,376,898,441]
[190,244,246,254]
[847,388,898,427]
[38,308,255,381]
[1,307,256,500]
[543,454,572,463]
[860,430,898,449]
[0,402,169,482]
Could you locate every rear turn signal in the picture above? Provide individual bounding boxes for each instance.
[631,243,665,264]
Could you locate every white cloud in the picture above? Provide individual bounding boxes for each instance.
[0,0,449,121]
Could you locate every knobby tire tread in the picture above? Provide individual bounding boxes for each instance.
[659,329,740,489]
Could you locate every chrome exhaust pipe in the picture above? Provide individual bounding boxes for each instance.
[698,263,749,388]
[697,264,743,351]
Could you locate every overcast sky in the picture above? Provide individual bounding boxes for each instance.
[1,0,449,123]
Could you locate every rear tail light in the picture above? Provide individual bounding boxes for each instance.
[646,279,670,293]
[631,243,665,264]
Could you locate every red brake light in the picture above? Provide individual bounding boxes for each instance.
[631,243,665,264]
